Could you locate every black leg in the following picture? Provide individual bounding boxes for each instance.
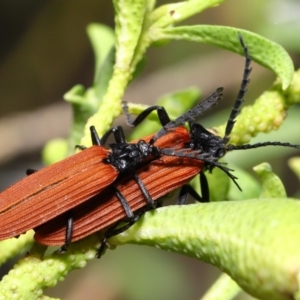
[26,169,37,176]
[177,184,202,204]
[133,173,156,208]
[177,171,209,204]
[113,186,134,219]
[96,208,148,258]
[122,102,171,127]
[177,185,189,204]
[90,126,105,145]
[75,145,87,150]
[199,171,209,202]
[91,125,128,146]
[58,211,73,253]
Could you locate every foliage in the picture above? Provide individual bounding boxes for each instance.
[1,1,300,299]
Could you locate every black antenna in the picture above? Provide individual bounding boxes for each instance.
[227,142,300,151]
[224,35,300,154]
[160,148,242,190]
[164,87,224,128]
[223,33,252,144]
[122,101,134,126]
[154,87,224,141]
[213,163,241,191]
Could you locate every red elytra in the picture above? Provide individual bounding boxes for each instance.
[34,35,300,248]
[0,147,114,240]
[34,153,204,245]
[0,126,191,241]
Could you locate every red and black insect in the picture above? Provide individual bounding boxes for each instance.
[0,119,215,243]
[125,34,300,187]
[34,35,300,257]
[34,153,206,251]
[3,35,299,258]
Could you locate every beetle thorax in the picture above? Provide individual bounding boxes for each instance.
[188,123,226,160]
[105,141,156,173]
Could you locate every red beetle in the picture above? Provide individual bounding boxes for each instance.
[0,119,218,241]
[34,35,300,256]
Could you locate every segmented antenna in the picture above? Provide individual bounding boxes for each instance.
[227,142,300,151]
[122,101,134,126]
[223,33,252,144]
[153,87,224,141]
[160,148,241,190]
[213,163,241,191]
[160,148,215,160]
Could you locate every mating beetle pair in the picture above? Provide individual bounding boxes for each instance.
[0,35,299,257]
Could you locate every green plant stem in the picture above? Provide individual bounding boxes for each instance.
[109,199,300,300]
[200,273,242,300]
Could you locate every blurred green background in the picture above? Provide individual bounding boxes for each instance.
[0,0,299,299]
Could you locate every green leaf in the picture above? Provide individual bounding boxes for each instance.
[64,85,98,151]
[0,231,34,266]
[87,24,116,103]
[129,54,147,82]
[279,69,300,105]
[153,25,294,89]
[201,273,242,300]
[288,157,300,183]
[128,87,201,139]
[253,162,287,198]
[86,23,115,87]
[110,199,300,300]
[150,0,225,28]
[289,157,300,198]
[93,47,116,104]
[63,24,116,152]
[42,138,68,165]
